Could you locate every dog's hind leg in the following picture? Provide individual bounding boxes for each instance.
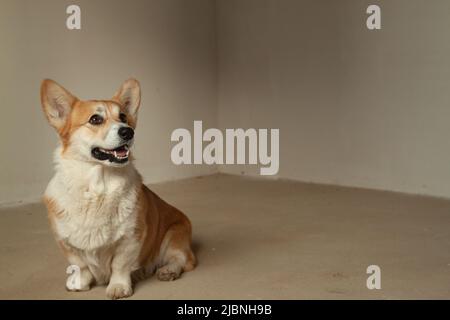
[156,223,196,281]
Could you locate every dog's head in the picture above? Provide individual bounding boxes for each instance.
[40,78,141,167]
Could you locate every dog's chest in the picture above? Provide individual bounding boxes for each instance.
[47,164,139,251]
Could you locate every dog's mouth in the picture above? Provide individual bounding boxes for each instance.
[91,145,130,164]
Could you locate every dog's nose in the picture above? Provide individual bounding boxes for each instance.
[118,127,134,140]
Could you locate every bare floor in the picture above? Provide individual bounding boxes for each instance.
[1,174,450,299]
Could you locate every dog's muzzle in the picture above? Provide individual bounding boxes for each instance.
[91,144,130,164]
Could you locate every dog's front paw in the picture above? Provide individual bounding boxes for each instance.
[106,283,133,300]
[66,283,91,292]
[65,266,93,292]
[65,276,91,292]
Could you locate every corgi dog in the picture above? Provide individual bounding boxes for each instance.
[40,78,196,299]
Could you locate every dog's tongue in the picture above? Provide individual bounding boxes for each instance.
[116,149,128,157]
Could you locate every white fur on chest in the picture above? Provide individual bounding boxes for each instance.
[46,151,141,251]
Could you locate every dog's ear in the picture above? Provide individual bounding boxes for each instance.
[40,79,77,130]
[113,78,141,122]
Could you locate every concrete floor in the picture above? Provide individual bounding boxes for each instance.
[0,174,450,299]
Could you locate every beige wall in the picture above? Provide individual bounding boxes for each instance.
[2,0,450,205]
[217,0,450,198]
[0,0,217,205]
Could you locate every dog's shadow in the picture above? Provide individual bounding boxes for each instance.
[191,239,202,258]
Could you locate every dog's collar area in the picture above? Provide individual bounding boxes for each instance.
[91,145,129,163]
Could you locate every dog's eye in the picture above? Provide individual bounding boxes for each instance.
[119,113,127,123]
[89,114,104,125]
